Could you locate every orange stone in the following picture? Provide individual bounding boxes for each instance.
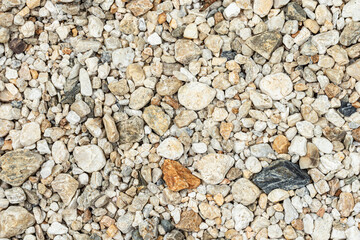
[220,122,233,140]
[352,127,360,142]
[158,12,166,24]
[106,224,118,238]
[161,159,201,192]
[272,135,290,154]
[175,210,202,232]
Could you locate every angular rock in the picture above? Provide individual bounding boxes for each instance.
[175,211,202,232]
[156,77,183,96]
[259,73,293,100]
[175,39,201,64]
[178,82,216,111]
[340,22,360,46]
[299,143,320,169]
[103,114,119,143]
[199,202,221,219]
[9,38,27,54]
[157,137,184,160]
[232,178,261,205]
[142,105,171,136]
[0,206,35,238]
[195,153,234,184]
[20,122,41,146]
[126,0,153,16]
[0,150,44,186]
[252,160,311,194]
[129,87,153,110]
[311,30,339,55]
[162,159,200,191]
[108,80,129,96]
[284,2,306,21]
[245,31,282,59]
[73,145,106,173]
[250,143,274,158]
[337,192,354,217]
[347,60,360,81]
[342,0,360,22]
[272,135,290,154]
[118,116,144,143]
[232,204,254,231]
[253,0,273,17]
[339,101,356,117]
[51,174,79,205]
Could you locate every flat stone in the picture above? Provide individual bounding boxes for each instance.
[252,160,311,194]
[195,153,234,184]
[259,73,293,100]
[284,2,306,21]
[52,174,79,205]
[20,122,41,146]
[268,189,289,202]
[312,137,333,154]
[299,143,320,169]
[162,159,200,192]
[156,77,183,96]
[174,110,197,128]
[5,187,26,204]
[245,31,282,59]
[253,0,273,17]
[126,63,145,86]
[340,22,360,46]
[0,150,44,186]
[337,192,354,217]
[178,82,216,111]
[103,114,119,143]
[175,39,201,64]
[164,230,184,240]
[118,116,144,143]
[157,137,184,160]
[0,206,35,238]
[175,211,202,232]
[250,143,274,158]
[231,178,261,205]
[108,80,129,96]
[129,87,153,110]
[126,0,153,16]
[73,145,106,173]
[9,38,27,54]
[142,105,171,136]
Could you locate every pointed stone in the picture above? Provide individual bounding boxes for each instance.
[245,31,282,59]
[252,160,311,194]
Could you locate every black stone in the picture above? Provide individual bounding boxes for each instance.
[221,51,237,61]
[339,101,357,117]
[161,219,174,233]
[9,38,27,54]
[252,160,311,194]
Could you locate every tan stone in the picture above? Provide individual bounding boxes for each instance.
[0,206,35,238]
[352,127,360,142]
[175,210,202,232]
[304,19,319,34]
[126,0,153,16]
[108,80,129,96]
[26,0,40,9]
[253,0,273,17]
[126,63,145,86]
[337,192,354,217]
[103,114,119,143]
[299,142,320,169]
[162,159,201,192]
[325,83,340,98]
[347,60,360,81]
[272,135,290,154]
[143,105,171,136]
[220,122,233,140]
[51,174,79,205]
[199,202,221,220]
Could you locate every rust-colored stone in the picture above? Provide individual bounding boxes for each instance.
[353,127,360,142]
[325,83,340,98]
[162,159,201,192]
[220,122,233,140]
[175,210,202,232]
[272,135,290,154]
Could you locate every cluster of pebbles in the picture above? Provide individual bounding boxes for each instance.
[1,0,360,239]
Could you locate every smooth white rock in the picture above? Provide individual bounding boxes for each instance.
[73,145,106,173]
[157,137,184,160]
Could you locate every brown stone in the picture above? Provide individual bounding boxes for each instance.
[220,122,233,140]
[329,178,340,196]
[272,135,290,154]
[323,126,346,141]
[325,83,340,98]
[162,159,201,191]
[291,219,304,231]
[9,38,27,54]
[352,127,360,142]
[126,0,153,16]
[175,210,202,232]
[337,192,354,217]
[299,143,320,169]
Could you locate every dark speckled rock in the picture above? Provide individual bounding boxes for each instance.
[339,101,356,117]
[161,219,174,233]
[164,230,184,240]
[284,2,307,21]
[221,51,237,61]
[252,160,311,194]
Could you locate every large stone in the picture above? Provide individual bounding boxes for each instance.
[311,30,339,54]
[259,73,293,100]
[340,22,360,47]
[175,211,202,232]
[0,150,44,186]
[126,0,153,16]
[195,153,234,184]
[142,105,171,136]
[51,174,79,205]
[162,160,201,191]
[245,31,282,59]
[175,39,201,64]
[252,160,311,194]
[108,80,129,96]
[232,204,254,231]
[178,82,216,111]
[0,206,35,238]
[73,145,106,173]
[157,137,184,160]
[118,116,144,143]
[342,0,360,22]
[232,178,261,205]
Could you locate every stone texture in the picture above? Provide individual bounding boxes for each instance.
[284,2,306,21]
[118,116,144,143]
[157,137,184,160]
[252,160,311,194]
[340,22,360,46]
[51,174,79,205]
[0,150,44,186]
[20,122,41,146]
[245,31,282,59]
[178,82,216,111]
[175,40,201,64]
[337,192,354,217]
[126,0,153,16]
[259,73,293,100]
[9,38,27,54]
[175,211,202,232]
[272,135,290,154]
[0,206,35,238]
[73,145,106,173]
[199,202,221,219]
[142,105,171,136]
[299,143,320,169]
[232,178,261,205]
[108,80,129,96]
[232,204,254,231]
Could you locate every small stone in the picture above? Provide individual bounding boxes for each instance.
[231,178,261,205]
[126,64,145,87]
[5,187,26,204]
[174,110,197,128]
[161,219,174,233]
[20,122,41,146]
[325,83,340,98]
[250,91,273,109]
[0,119,14,137]
[9,38,27,54]
[112,47,135,69]
[220,122,233,140]
[88,16,103,38]
[337,192,354,217]
[142,105,171,136]
[178,82,216,111]
[311,30,339,55]
[223,2,240,19]
[108,80,129,96]
[118,116,144,143]
[147,32,162,45]
[195,153,234,184]
[204,35,223,53]
[52,140,69,164]
[0,13,13,28]
[51,174,79,205]
[339,101,356,117]
[0,27,9,43]
[199,202,221,219]
[289,136,307,156]
[161,159,201,192]
[312,137,333,154]
[183,23,198,39]
[164,230,184,240]
[325,109,345,127]
[0,150,44,186]
[232,204,254,231]
[175,39,201,64]
[73,145,106,173]
[299,143,320,169]
[259,73,293,100]
[340,22,360,46]
[126,0,153,16]
[268,189,289,202]
[296,121,314,138]
[268,224,283,238]
[157,137,184,160]
[103,114,119,143]
[0,206,35,238]
[79,68,93,96]
[245,31,282,59]
[175,211,202,232]
[250,143,274,158]
[323,127,346,141]
[273,135,290,154]
[253,0,273,17]
[284,2,306,21]
[342,0,360,22]
[20,21,35,38]
[252,160,311,194]
[26,0,40,9]
[129,87,153,110]
[47,222,68,235]
[156,77,183,96]
[347,60,360,81]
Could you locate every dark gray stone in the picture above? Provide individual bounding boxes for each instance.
[339,101,356,117]
[171,26,185,38]
[132,229,143,240]
[284,2,307,21]
[252,160,311,194]
[118,116,144,144]
[245,31,282,59]
[161,219,174,233]
[221,51,237,61]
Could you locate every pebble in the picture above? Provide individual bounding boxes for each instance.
[119,116,144,143]
[231,178,261,205]
[129,87,153,110]
[20,122,41,146]
[175,211,202,232]
[51,174,79,206]
[232,204,254,231]
[272,135,290,154]
[73,145,106,173]
[312,137,333,154]
[223,3,240,19]
[342,0,360,21]
[289,136,307,156]
[175,40,201,64]
[268,189,289,202]
[142,105,171,136]
[195,153,234,184]
[0,206,35,238]
[178,82,216,111]
[245,31,282,59]
[79,68,93,96]
[157,137,184,160]
[259,73,293,100]
[250,143,274,158]
[253,0,273,17]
